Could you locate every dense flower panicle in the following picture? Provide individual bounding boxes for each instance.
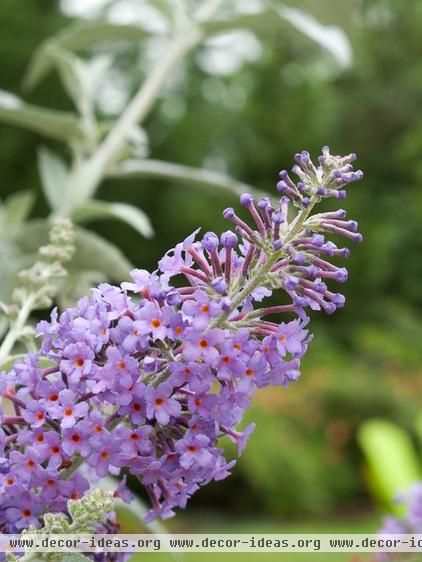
[0,148,363,530]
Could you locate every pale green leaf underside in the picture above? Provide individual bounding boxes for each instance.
[0,89,83,142]
[24,21,155,90]
[203,5,352,68]
[37,147,69,212]
[109,158,268,200]
[72,200,154,238]
[16,220,133,282]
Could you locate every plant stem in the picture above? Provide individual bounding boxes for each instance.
[0,295,35,365]
[75,29,202,206]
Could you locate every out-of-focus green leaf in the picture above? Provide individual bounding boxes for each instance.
[38,357,57,369]
[202,5,352,68]
[147,0,181,24]
[62,225,134,282]
[3,191,35,237]
[24,21,155,90]
[16,220,132,282]
[278,5,352,68]
[57,270,107,310]
[109,158,267,199]
[0,89,84,142]
[38,147,69,212]
[72,200,154,238]
[37,46,111,116]
[283,0,355,31]
[358,419,422,513]
[0,353,26,372]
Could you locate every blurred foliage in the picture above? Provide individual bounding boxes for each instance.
[1,0,422,520]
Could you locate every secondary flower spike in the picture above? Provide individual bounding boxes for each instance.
[0,148,363,531]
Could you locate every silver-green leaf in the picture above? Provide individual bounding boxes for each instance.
[16,220,133,283]
[24,21,156,90]
[38,147,69,213]
[0,89,84,143]
[3,191,35,237]
[202,4,352,68]
[72,200,154,238]
[108,158,267,200]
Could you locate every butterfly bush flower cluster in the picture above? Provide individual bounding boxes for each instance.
[0,148,363,531]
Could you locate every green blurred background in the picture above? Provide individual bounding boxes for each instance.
[1,0,422,557]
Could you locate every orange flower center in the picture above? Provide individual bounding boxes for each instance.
[51,446,60,454]
[151,319,161,328]
[222,356,230,364]
[6,477,14,485]
[71,434,80,443]
[75,357,84,367]
[155,397,164,407]
[100,450,109,460]
[195,398,202,407]
[22,509,31,518]
[46,479,55,487]
[26,459,35,468]
[200,304,209,314]
[36,434,44,442]
[278,335,286,342]
[64,407,73,416]
[175,326,183,335]
[188,446,197,453]
[129,433,139,441]
[36,411,45,421]
[49,393,58,402]
[246,369,254,377]
[199,339,208,348]
[133,403,141,412]
[118,361,126,370]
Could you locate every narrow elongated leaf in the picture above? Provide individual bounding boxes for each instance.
[3,191,35,237]
[24,21,154,90]
[36,46,111,115]
[0,89,83,143]
[203,5,352,68]
[46,47,86,112]
[146,0,183,25]
[16,220,132,282]
[109,159,268,200]
[279,5,352,68]
[72,200,154,238]
[358,419,422,513]
[38,147,69,212]
[64,226,134,282]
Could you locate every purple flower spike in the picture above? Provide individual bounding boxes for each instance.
[0,148,363,531]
